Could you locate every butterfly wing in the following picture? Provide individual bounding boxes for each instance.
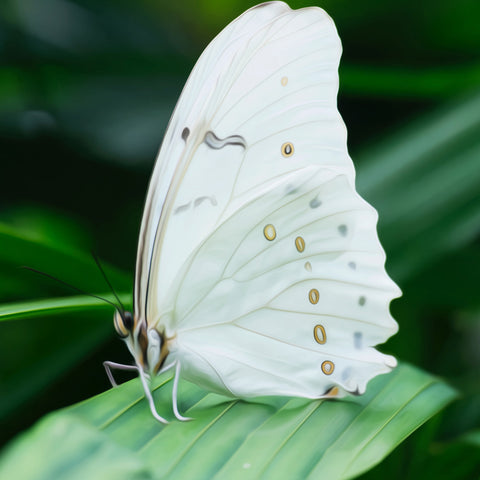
[137,2,400,398]
[135,1,297,321]
[169,167,399,398]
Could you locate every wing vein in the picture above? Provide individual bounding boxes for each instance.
[229,207,372,278]
[232,249,380,282]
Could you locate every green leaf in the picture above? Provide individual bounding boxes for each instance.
[0,363,457,480]
[0,293,130,323]
[0,312,112,423]
[0,294,131,421]
[0,216,132,420]
[0,222,131,299]
[0,415,151,480]
[356,91,480,282]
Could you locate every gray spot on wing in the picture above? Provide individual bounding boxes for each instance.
[182,127,190,141]
[309,196,321,208]
[194,196,218,208]
[204,131,247,150]
[354,332,362,349]
[174,202,191,214]
[338,224,348,236]
[341,367,352,382]
[285,184,299,195]
[348,261,356,270]
[358,296,366,306]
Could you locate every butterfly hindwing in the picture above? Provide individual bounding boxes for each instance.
[168,168,399,398]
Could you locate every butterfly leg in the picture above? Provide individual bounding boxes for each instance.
[172,361,193,422]
[103,361,138,387]
[137,366,169,424]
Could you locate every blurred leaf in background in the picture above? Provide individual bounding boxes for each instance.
[0,0,479,478]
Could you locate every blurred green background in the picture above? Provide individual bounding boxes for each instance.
[0,0,479,477]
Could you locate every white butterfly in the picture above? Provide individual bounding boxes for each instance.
[104,1,401,424]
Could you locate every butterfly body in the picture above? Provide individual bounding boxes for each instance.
[107,1,401,423]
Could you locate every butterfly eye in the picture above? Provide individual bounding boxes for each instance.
[113,311,134,338]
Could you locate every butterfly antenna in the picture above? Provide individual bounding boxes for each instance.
[90,251,126,313]
[21,266,122,313]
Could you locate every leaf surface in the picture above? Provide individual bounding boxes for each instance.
[0,363,456,480]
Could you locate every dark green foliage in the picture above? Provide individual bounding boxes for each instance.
[0,0,479,478]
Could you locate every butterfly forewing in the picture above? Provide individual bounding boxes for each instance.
[134,1,291,320]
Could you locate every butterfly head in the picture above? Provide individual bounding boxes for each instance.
[113,309,169,375]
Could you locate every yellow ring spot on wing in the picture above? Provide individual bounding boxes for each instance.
[313,324,326,344]
[281,142,294,157]
[309,288,319,304]
[295,236,305,252]
[281,76,288,86]
[263,224,276,241]
[321,361,334,375]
